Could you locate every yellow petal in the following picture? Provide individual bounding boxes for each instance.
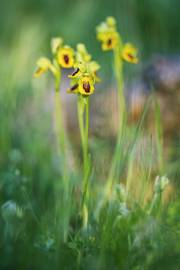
[34,67,44,77]
[51,37,63,54]
[34,57,52,77]
[106,16,116,27]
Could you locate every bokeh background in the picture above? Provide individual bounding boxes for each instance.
[0,0,180,269]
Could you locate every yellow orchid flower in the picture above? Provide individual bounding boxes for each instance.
[96,17,119,51]
[67,43,100,95]
[69,61,100,80]
[58,46,74,68]
[78,74,95,96]
[34,57,54,77]
[68,62,99,94]
[122,43,138,64]
[101,31,119,51]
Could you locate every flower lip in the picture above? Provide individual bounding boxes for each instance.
[58,46,74,68]
[83,82,91,93]
[78,75,94,95]
[127,53,134,60]
[107,38,112,47]
[64,55,69,64]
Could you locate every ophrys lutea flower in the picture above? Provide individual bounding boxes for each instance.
[96,17,119,51]
[68,65,98,96]
[34,57,56,77]
[67,43,100,96]
[78,74,95,96]
[58,46,75,68]
[34,37,75,78]
[122,43,138,64]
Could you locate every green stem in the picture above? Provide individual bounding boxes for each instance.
[77,95,90,229]
[77,95,85,156]
[83,97,89,202]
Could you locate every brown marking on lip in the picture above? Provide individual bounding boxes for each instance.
[64,55,69,64]
[107,38,112,47]
[35,67,42,76]
[83,82,90,93]
[127,53,134,60]
[70,84,78,91]
[71,68,79,76]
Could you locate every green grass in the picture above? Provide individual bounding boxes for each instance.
[0,23,179,270]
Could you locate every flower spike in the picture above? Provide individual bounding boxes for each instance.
[67,44,100,96]
[96,17,119,51]
[96,17,139,64]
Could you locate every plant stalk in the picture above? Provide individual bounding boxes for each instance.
[77,95,90,229]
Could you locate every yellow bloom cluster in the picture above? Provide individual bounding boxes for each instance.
[35,16,139,97]
[34,38,100,96]
[96,17,139,64]
[34,37,75,77]
[67,44,100,96]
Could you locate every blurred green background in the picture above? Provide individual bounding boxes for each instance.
[1,0,180,58]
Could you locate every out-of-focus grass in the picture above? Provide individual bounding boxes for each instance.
[0,2,180,269]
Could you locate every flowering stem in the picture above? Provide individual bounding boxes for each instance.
[77,95,85,153]
[77,95,90,229]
